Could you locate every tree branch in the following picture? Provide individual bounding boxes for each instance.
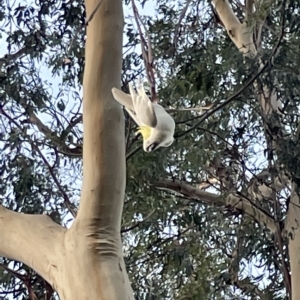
[26,111,82,157]
[155,179,277,233]
[286,183,300,299]
[210,0,293,297]
[176,61,270,138]
[211,0,285,114]
[132,0,157,102]
[173,0,193,49]
[32,143,78,217]
[0,205,65,286]
[121,209,155,233]
[247,169,290,201]
[212,0,257,56]
[0,47,29,68]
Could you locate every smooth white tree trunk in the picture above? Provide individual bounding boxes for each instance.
[285,183,300,299]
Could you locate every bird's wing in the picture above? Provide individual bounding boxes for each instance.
[153,104,176,132]
[111,87,142,125]
[111,87,134,111]
[129,83,157,128]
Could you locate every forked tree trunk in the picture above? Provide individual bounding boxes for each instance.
[0,0,134,299]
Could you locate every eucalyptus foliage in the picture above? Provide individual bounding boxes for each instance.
[0,0,298,299]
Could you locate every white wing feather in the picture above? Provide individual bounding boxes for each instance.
[111,87,142,125]
[128,83,157,128]
[112,84,157,128]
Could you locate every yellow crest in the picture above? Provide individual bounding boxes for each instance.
[136,125,152,140]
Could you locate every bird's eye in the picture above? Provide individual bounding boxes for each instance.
[146,142,159,152]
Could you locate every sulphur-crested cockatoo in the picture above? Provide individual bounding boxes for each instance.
[111,82,175,152]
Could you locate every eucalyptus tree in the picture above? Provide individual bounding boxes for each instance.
[0,0,133,299]
[0,0,299,299]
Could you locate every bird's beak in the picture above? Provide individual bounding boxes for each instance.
[146,142,159,152]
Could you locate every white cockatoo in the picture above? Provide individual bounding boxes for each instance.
[111,82,175,152]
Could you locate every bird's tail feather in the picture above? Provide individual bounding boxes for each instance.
[136,80,148,99]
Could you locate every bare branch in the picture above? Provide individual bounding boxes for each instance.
[0,263,39,300]
[275,229,291,295]
[126,145,142,160]
[184,1,286,142]
[61,115,82,140]
[28,113,60,141]
[167,104,213,113]
[132,0,157,102]
[0,103,78,216]
[64,0,103,61]
[247,169,290,201]
[211,0,285,114]
[23,110,82,157]
[211,1,292,294]
[0,47,29,68]
[233,2,277,50]
[0,263,27,281]
[173,0,193,49]
[155,179,277,233]
[85,0,104,26]
[176,60,270,138]
[32,143,78,217]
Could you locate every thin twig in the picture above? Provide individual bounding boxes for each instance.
[65,0,103,60]
[131,0,157,102]
[126,145,142,160]
[0,104,78,217]
[177,32,284,139]
[125,118,132,153]
[121,209,156,233]
[167,104,213,112]
[173,0,193,49]
[33,143,78,218]
[176,62,270,138]
[0,263,27,281]
[85,0,104,26]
